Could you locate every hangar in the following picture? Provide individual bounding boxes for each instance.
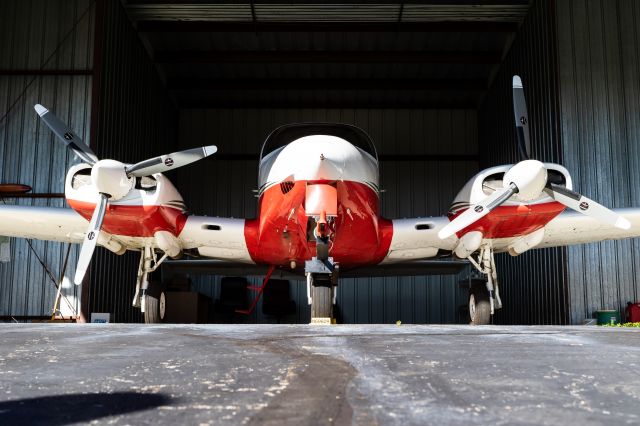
[0,0,638,325]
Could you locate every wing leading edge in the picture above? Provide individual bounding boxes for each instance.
[536,207,640,249]
[0,204,88,244]
[383,208,640,262]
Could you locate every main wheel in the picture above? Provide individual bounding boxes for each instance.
[311,278,333,323]
[144,281,166,324]
[469,283,491,325]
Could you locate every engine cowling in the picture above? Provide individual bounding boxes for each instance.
[91,159,134,200]
[503,159,547,201]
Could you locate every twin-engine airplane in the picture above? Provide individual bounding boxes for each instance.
[1,76,639,324]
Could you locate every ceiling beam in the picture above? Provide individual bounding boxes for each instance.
[137,21,519,33]
[176,100,478,109]
[154,50,502,64]
[126,1,529,5]
[168,78,487,91]
[0,69,93,76]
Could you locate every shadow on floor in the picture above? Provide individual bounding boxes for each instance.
[0,391,172,425]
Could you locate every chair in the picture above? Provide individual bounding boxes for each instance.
[213,277,248,322]
[262,279,297,322]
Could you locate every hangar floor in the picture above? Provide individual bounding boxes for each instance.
[0,324,639,425]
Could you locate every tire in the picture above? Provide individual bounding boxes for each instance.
[469,284,491,325]
[311,278,333,321]
[144,281,166,324]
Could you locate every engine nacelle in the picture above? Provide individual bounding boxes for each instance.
[91,159,134,200]
[503,160,547,201]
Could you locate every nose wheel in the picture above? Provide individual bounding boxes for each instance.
[310,276,334,321]
[306,259,338,325]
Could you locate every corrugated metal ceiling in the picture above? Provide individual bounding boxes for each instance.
[121,1,530,109]
[124,2,529,22]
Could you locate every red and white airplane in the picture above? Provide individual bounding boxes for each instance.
[1,75,639,324]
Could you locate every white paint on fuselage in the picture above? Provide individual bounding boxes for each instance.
[258,135,379,192]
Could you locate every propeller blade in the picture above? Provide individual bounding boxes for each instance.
[438,184,518,239]
[73,193,109,285]
[512,75,531,160]
[546,184,631,230]
[125,145,217,177]
[34,104,99,165]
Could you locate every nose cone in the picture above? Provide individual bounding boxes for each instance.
[293,135,347,180]
[260,134,379,188]
[272,135,350,181]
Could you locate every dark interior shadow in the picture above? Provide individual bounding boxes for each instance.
[0,392,172,426]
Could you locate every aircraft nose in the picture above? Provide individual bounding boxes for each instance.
[307,149,344,180]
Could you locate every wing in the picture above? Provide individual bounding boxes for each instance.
[537,207,640,248]
[380,216,458,263]
[178,215,254,263]
[0,205,255,262]
[0,204,88,243]
[0,204,130,255]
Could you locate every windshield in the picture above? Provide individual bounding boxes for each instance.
[260,123,378,161]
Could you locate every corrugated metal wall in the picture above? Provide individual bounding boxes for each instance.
[0,0,94,319]
[556,0,640,324]
[87,0,178,322]
[479,0,570,324]
[176,108,478,323]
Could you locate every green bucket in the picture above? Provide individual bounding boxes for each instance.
[596,310,619,325]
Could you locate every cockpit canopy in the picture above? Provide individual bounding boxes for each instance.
[260,123,378,161]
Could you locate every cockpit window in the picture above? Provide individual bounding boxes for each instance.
[260,123,378,161]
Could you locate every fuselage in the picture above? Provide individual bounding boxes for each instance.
[245,135,392,267]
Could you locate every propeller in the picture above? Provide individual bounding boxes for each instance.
[74,193,108,284]
[512,75,531,161]
[125,146,217,177]
[35,104,217,285]
[34,104,98,165]
[438,76,630,240]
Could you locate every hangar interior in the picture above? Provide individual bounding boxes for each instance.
[1,0,639,325]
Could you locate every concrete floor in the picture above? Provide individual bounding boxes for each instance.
[0,324,639,425]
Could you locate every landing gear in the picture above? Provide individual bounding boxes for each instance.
[144,281,166,324]
[306,258,338,324]
[131,245,169,323]
[467,245,502,325]
[310,275,334,321]
[469,281,491,325]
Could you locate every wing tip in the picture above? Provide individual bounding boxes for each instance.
[512,75,523,89]
[203,145,218,156]
[34,104,48,116]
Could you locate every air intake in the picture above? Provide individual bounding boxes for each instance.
[280,181,295,194]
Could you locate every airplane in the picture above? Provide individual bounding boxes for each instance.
[1,75,639,325]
